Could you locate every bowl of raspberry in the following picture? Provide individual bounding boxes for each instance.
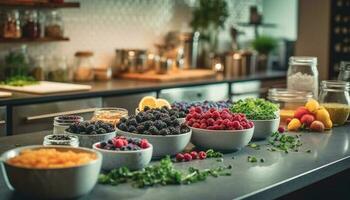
[116,108,192,158]
[65,121,116,148]
[186,107,254,152]
[93,136,153,171]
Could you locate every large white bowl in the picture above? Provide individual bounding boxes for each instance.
[191,127,254,152]
[92,142,153,171]
[251,118,280,140]
[65,131,116,148]
[1,145,102,199]
[116,128,192,158]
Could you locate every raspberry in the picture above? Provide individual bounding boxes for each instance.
[113,139,124,148]
[221,108,230,113]
[190,151,198,159]
[195,107,202,113]
[214,119,223,126]
[200,118,207,124]
[213,125,221,130]
[204,112,212,119]
[223,119,230,126]
[232,121,240,128]
[192,122,200,128]
[200,123,207,129]
[220,124,225,130]
[185,115,192,121]
[207,118,215,125]
[239,113,246,118]
[176,153,184,161]
[122,139,128,146]
[207,126,215,130]
[193,113,201,119]
[140,139,150,149]
[236,125,243,130]
[189,107,196,113]
[278,126,285,133]
[240,118,248,123]
[209,108,216,113]
[184,153,192,161]
[240,121,247,128]
[246,123,252,129]
[248,121,254,128]
[212,111,220,118]
[198,151,207,159]
[233,115,241,121]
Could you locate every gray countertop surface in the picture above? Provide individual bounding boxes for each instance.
[0,124,349,200]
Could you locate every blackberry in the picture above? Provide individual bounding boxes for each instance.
[136,115,143,123]
[143,121,153,129]
[143,130,150,135]
[128,118,137,126]
[100,142,107,148]
[170,116,177,121]
[181,126,190,133]
[90,131,97,135]
[118,123,128,131]
[179,111,186,118]
[120,146,127,151]
[97,128,107,134]
[149,126,159,135]
[86,124,96,133]
[133,146,141,150]
[144,106,151,111]
[169,127,177,135]
[120,117,127,123]
[107,139,113,144]
[154,120,163,130]
[160,128,170,136]
[164,118,172,126]
[136,125,145,133]
[128,125,137,133]
[172,120,180,126]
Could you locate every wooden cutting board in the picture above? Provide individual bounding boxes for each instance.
[0,81,91,94]
[120,69,216,82]
[0,91,12,98]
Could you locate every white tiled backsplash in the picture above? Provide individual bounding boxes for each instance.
[0,0,261,68]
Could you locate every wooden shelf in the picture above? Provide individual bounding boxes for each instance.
[0,1,80,8]
[0,37,69,43]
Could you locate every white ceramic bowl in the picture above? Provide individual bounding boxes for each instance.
[1,145,102,199]
[191,127,254,152]
[251,118,280,139]
[92,143,153,171]
[65,131,116,148]
[116,128,192,158]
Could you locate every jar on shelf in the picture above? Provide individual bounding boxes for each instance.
[267,88,313,124]
[74,51,94,82]
[319,80,350,126]
[91,108,128,126]
[338,61,350,82]
[47,56,69,82]
[2,10,21,39]
[30,55,45,81]
[44,10,64,38]
[287,57,319,98]
[22,10,41,39]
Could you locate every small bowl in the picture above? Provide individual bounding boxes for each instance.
[191,127,254,152]
[0,145,102,199]
[65,131,116,148]
[116,128,192,158]
[93,143,153,171]
[251,118,280,140]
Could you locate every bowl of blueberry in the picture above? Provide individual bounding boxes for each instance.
[65,121,116,148]
[93,136,152,171]
[116,107,192,158]
[186,107,254,152]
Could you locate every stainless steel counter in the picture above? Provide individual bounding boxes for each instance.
[0,124,349,199]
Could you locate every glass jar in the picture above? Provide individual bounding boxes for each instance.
[2,10,21,38]
[30,55,45,81]
[319,80,350,126]
[53,115,83,134]
[268,88,313,124]
[74,51,94,81]
[91,108,128,126]
[44,10,64,38]
[287,57,319,98]
[338,61,350,82]
[43,134,79,147]
[47,56,69,82]
[22,10,40,38]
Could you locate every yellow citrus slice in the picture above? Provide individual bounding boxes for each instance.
[138,96,157,111]
[156,98,171,109]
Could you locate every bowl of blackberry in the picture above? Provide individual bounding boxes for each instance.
[116,107,192,158]
[65,121,116,148]
[171,100,233,114]
[93,136,153,171]
[53,115,83,134]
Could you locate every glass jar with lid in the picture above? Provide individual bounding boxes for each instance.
[2,10,21,39]
[287,57,319,98]
[338,61,350,82]
[45,10,64,38]
[47,56,69,82]
[43,134,79,147]
[91,108,128,127]
[74,51,94,82]
[22,10,40,38]
[268,88,313,124]
[319,80,350,126]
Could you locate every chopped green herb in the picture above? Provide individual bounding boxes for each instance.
[216,158,224,162]
[206,149,223,158]
[306,150,312,153]
[230,98,279,120]
[247,156,257,163]
[248,143,260,150]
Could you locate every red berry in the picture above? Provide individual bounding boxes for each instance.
[192,122,200,128]
[198,151,207,159]
[232,121,240,128]
[222,108,230,113]
[286,118,292,125]
[122,139,128,146]
[113,139,124,148]
[185,115,192,121]
[140,139,150,149]
[233,115,241,121]
[190,151,198,159]
[240,121,247,128]
[183,153,192,161]
[248,121,254,128]
[278,126,285,133]
[209,108,216,113]
[222,119,230,126]
[200,123,207,129]
[195,107,202,113]
[213,125,221,130]
[204,112,212,119]
[236,125,243,130]
[176,153,184,161]
[207,126,215,130]
[189,107,196,113]
[200,118,207,124]
[300,114,315,126]
[212,111,220,118]
[207,118,215,125]
[193,113,201,119]
[214,119,223,126]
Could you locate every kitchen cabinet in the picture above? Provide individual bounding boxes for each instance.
[11,98,102,135]
[159,83,229,103]
[0,107,6,137]
[103,92,157,114]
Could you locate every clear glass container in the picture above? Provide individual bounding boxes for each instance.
[74,51,94,81]
[287,57,319,98]
[22,10,40,38]
[268,88,313,124]
[91,108,128,126]
[319,80,350,126]
[30,55,45,81]
[338,61,350,82]
[44,10,64,38]
[43,134,79,147]
[53,115,84,134]
[2,10,21,38]
[47,56,69,82]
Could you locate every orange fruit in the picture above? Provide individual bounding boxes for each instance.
[138,96,157,111]
[305,99,320,113]
[287,118,302,131]
[156,98,171,109]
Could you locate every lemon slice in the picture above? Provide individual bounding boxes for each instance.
[156,98,171,109]
[138,96,157,111]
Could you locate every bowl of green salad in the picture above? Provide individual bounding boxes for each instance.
[231,98,280,140]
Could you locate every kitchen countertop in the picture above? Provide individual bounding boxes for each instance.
[0,124,350,200]
[0,71,286,106]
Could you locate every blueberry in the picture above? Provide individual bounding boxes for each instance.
[120,146,127,151]
[107,139,113,144]
[133,146,141,150]
[100,142,107,148]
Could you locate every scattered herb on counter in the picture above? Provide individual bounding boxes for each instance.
[230,98,279,120]
[1,75,38,87]
[247,156,257,163]
[98,156,232,188]
[260,158,265,163]
[216,158,224,162]
[206,149,223,158]
[268,131,303,153]
[248,143,260,150]
[306,150,312,153]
